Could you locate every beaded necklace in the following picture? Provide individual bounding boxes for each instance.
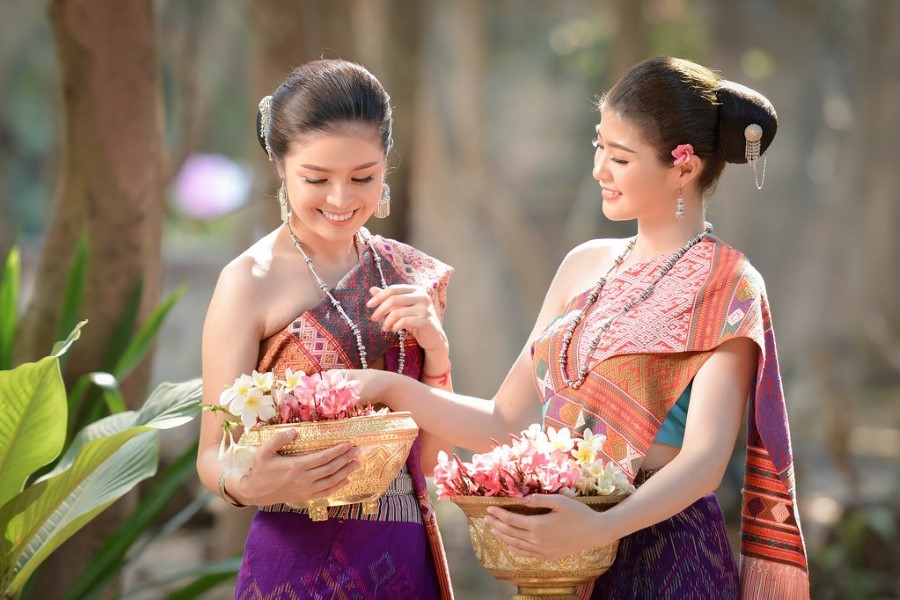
[559,223,713,389]
[286,225,406,373]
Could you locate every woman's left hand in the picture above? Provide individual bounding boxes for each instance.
[367,285,448,355]
[484,494,614,560]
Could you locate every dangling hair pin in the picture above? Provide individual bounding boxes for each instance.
[258,95,274,161]
[744,124,765,190]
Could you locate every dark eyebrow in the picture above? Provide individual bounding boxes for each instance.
[299,161,379,172]
[595,127,637,153]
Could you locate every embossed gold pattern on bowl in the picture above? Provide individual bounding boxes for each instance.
[239,412,418,521]
[451,494,629,599]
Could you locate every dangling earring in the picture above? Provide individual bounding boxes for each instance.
[375,182,391,219]
[278,181,290,223]
[675,187,685,219]
[745,124,766,190]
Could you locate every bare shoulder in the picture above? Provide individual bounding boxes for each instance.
[554,238,631,292]
[217,230,280,290]
[206,230,282,329]
[532,237,632,326]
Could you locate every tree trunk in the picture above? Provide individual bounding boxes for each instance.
[18,0,166,595]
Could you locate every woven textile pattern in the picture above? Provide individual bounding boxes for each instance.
[532,237,809,598]
[239,231,454,599]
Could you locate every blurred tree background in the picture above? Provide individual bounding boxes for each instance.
[2,0,898,598]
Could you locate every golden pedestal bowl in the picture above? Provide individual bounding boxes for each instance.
[239,412,418,521]
[451,494,629,599]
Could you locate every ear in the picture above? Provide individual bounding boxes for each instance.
[674,155,703,188]
[274,160,286,180]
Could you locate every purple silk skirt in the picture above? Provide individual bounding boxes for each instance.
[235,510,441,599]
[591,493,739,599]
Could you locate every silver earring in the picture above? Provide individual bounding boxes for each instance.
[278,181,290,223]
[675,188,685,219]
[744,124,766,190]
[375,183,391,219]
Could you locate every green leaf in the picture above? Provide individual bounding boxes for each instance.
[164,565,240,600]
[56,236,88,348]
[101,279,142,374]
[45,413,137,479]
[0,428,159,596]
[65,444,199,599]
[0,244,21,371]
[113,286,185,380]
[135,378,202,429]
[0,356,67,508]
[51,320,87,359]
[48,378,200,480]
[88,372,127,414]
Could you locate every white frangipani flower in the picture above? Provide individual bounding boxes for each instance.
[251,370,275,392]
[230,387,276,428]
[283,367,303,390]
[219,373,256,408]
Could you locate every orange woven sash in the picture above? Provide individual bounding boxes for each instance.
[532,238,809,598]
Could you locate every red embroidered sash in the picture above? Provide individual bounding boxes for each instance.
[532,237,809,598]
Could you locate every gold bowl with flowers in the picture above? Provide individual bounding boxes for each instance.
[451,494,630,599]
[238,411,418,521]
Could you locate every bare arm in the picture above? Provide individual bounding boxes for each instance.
[367,283,455,473]
[485,336,758,559]
[353,244,606,452]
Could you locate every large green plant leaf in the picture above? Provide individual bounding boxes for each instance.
[48,378,201,478]
[0,244,21,371]
[0,356,67,508]
[65,443,199,600]
[134,378,202,429]
[0,428,158,596]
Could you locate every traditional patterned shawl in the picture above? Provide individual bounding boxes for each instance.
[532,236,809,599]
[256,228,454,599]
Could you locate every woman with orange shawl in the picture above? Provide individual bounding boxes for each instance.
[359,57,809,598]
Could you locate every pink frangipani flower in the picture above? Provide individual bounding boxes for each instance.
[432,424,636,500]
[671,144,694,166]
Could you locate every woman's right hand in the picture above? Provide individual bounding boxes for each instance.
[233,431,362,506]
[343,368,396,409]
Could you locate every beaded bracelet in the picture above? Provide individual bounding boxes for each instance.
[218,468,247,508]
[421,361,452,386]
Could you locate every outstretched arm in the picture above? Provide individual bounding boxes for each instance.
[352,241,610,452]
[367,283,455,473]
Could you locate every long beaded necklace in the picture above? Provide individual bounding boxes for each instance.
[286,225,406,373]
[559,223,713,389]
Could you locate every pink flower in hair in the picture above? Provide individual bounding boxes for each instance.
[671,144,694,166]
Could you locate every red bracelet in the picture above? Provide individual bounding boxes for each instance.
[422,361,452,386]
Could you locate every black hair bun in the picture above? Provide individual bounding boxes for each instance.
[716,80,777,164]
